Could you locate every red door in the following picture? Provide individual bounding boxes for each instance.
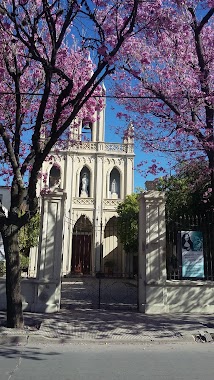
[71,234,91,274]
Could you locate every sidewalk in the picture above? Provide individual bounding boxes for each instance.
[0,309,214,345]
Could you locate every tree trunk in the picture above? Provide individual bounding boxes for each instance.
[3,227,24,328]
[208,154,214,207]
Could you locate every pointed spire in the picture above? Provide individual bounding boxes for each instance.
[123,121,134,144]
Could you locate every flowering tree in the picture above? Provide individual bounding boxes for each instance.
[0,0,144,328]
[113,1,214,199]
[117,193,139,255]
[158,159,211,218]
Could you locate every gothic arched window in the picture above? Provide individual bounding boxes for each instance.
[49,165,61,188]
[79,167,90,197]
[109,168,120,198]
[81,120,92,142]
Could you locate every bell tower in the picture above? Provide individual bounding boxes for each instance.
[70,85,106,143]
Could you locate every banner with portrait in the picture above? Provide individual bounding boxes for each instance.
[181,231,204,278]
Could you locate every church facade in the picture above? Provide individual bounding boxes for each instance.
[29,101,135,278]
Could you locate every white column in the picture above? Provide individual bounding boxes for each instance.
[62,155,73,276]
[28,246,38,278]
[94,156,103,273]
[33,190,66,312]
[138,191,167,313]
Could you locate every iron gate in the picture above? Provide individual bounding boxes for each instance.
[61,216,138,311]
[61,276,138,311]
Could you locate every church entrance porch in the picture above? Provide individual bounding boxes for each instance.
[61,216,138,311]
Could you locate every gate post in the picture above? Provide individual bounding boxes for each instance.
[33,189,66,312]
[138,191,167,313]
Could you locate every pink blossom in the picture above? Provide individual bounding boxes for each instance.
[112,0,214,187]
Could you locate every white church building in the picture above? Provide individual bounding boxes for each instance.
[29,99,135,279]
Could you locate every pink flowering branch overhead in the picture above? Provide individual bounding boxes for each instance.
[112,0,214,189]
[0,0,142,328]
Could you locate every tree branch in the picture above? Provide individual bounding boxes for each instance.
[0,124,24,191]
[197,8,214,34]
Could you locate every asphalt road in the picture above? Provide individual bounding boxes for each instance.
[1,342,214,380]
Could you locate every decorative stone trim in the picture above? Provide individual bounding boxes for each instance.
[103,199,122,207]
[71,142,134,153]
[73,198,94,205]
[74,142,97,150]
[105,143,126,152]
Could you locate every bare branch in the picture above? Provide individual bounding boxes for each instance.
[0,124,24,190]
[197,8,214,34]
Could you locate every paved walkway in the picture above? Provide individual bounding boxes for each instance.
[0,309,214,345]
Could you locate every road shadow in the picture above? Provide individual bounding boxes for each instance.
[0,345,60,360]
[1,308,209,343]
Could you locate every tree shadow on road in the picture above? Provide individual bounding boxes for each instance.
[0,345,60,360]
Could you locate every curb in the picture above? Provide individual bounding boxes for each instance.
[0,333,196,346]
[0,335,28,346]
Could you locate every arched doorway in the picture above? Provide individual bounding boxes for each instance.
[103,216,124,275]
[71,216,92,274]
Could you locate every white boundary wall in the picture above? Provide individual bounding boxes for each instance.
[2,189,214,314]
[138,191,214,314]
[0,190,66,313]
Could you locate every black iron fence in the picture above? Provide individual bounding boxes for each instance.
[61,276,138,311]
[61,216,139,311]
[166,210,214,280]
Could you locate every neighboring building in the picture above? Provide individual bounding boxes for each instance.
[29,99,135,278]
[0,186,10,262]
[0,186,10,212]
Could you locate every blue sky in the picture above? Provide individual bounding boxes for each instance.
[0,95,166,190]
[0,93,168,190]
[104,97,169,191]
